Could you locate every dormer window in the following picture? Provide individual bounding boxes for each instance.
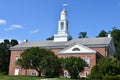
[72,48,80,51]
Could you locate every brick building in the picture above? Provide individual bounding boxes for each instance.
[9,8,116,77]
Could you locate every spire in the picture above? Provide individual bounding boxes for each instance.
[54,4,69,42]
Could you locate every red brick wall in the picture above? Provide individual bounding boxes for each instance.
[9,50,38,75]
[57,53,96,76]
[9,47,105,76]
[9,50,23,75]
[92,47,108,57]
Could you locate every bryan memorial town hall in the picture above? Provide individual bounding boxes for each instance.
[9,7,116,77]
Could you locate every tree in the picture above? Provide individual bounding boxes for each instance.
[97,30,108,37]
[46,35,54,40]
[11,39,18,46]
[61,56,87,79]
[78,32,87,38]
[41,55,61,78]
[68,35,73,40]
[0,39,18,74]
[17,47,61,77]
[89,57,120,79]
[111,28,120,60]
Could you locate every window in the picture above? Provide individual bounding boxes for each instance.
[14,67,19,75]
[31,72,36,76]
[72,48,80,51]
[84,71,89,77]
[63,56,68,59]
[61,22,64,30]
[83,56,90,67]
[15,56,20,61]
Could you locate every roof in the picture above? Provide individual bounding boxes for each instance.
[10,37,113,50]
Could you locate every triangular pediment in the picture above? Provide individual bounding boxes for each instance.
[58,42,96,54]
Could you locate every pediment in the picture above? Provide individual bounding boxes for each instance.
[58,42,96,54]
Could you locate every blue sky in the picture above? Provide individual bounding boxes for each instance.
[0,0,120,42]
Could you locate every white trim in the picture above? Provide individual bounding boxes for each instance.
[58,42,96,54]
[14,68,19,75]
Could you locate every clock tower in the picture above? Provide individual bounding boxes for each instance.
[54,8,69,42]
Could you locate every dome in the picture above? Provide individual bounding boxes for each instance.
[60,9,67,20]
[61,9,67,15]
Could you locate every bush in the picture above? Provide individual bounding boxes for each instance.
[89,73,102,79]
[0,72,7,75]
[102,75,120,80]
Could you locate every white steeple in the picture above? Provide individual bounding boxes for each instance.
[54,5,69,42]
[60,8,67,20]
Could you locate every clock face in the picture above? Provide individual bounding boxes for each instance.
[61,22,64,30]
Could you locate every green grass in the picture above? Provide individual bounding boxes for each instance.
[0,75,78,80]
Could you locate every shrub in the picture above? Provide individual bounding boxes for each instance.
[102,75,120,80]
[89,73,102,80]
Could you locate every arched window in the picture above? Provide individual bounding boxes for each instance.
[72,48,80,51]
[61,22,64,30]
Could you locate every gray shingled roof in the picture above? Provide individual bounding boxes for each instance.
[10,37,112,50]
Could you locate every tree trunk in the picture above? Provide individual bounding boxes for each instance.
[38,71,41,77]
[36,69,41,77]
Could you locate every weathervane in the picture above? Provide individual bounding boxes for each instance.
[62,3,68,9]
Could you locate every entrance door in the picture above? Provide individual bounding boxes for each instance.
[14,68,19,75]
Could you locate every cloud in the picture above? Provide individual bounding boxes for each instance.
[0,39,4,43]
[0,19,6,25]
[29,29,39,34]
[5,24,23,31]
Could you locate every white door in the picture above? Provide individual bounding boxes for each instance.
[14,68,19,75]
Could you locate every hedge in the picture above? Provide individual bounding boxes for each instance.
[102,75,120,80]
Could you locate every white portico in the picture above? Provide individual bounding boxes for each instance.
[54,8,70,42]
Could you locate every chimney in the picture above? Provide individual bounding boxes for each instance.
[24,39,28,42]
[108,34,111,37]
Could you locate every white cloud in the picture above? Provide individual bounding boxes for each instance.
[5,24,23,31]
[0,39,4,43]
[30,29,39,34]
[0,19,6,25]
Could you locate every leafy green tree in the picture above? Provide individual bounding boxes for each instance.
[46,35,54,40]
[17,47,61,77]
[89,57,120,79]
[41,55,61,78]
[78,32,87,38]
[0,39,18,74]
[11,39,18,46]
[61,56,87,79]
[97,30,108,37]
[111,28,120,60]
[111,28,120,47]
[68,35,73,40]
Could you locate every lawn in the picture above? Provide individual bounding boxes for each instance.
[0,75,78,80]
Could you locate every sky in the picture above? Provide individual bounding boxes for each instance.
[0,0,120,43]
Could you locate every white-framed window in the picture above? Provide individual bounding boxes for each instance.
[63,56,68,59]
[84,71,89,77]
[15,55,20,61]
[14,67,19,75]
[72,48,80,51]
[31,72,36,76]
[64,70,69,78]
[83,56,90,67]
